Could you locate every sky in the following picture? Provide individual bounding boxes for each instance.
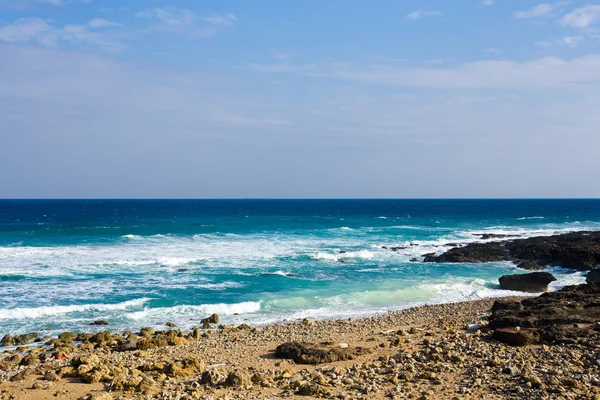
[1,0,599,198]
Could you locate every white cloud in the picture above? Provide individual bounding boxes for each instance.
[88,18,121,28]
[536,35,583,47]
[248,55,600,91]
[135,7,234,37]
[513,2,568,19]
[405,10,441,20]
[0,18,125,52]
[560,5,600,28]
[0,18,59,46]
[203,13,237,27]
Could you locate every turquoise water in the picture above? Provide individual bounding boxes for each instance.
[0,199,597,336]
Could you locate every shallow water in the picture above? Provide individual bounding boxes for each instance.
[0,199,597,335]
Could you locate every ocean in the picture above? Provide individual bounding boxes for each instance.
[0,199,598,337]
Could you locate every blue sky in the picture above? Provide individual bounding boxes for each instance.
[1,1,599,198]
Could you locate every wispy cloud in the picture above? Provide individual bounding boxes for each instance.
[0,17,125,52]
[536,35,583,47]
[513,2,568,19]
[247,55,600,91]
[88,18,121,29]
[203,13,237,27]
[483,0,494,5]
[405,10,441,20]
[560,5,600,28]
[135,7,236,38]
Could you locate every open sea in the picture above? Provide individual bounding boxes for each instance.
[1,199,598,337]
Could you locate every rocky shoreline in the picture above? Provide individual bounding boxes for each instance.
[1,287,600,400]
[1,231,600,399]
[423,231,600,271]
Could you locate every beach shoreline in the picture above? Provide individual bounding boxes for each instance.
[3,292,598,400]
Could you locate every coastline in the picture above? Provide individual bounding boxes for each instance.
[3,293,598,400]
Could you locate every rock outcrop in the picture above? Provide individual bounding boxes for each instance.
[274,342,370,364]
[425,231,600,270]
[489,283,600,346]
[586,268,600,284]
[498,272,556,293]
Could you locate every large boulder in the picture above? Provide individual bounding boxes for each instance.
[498,272,556,293]
[586,269,600,284]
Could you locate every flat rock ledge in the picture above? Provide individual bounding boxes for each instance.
[274,342,371,364]
[489,283,600,346]
[424,231,600,270]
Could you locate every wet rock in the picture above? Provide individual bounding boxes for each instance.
[14,332,38,346]
[426,231,600,270]
[166,322,177,327]
[586,268,600,284]
[1,334,14,347]
[517,261,543,271]
[90,320,109,326]
[424,242,509,263]
[498,272,556,293]
[58,332,77,341]
[201,313,220,325]
[274,342,370,364]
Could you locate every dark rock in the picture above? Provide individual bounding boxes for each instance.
[492,328,540,346]
[425,231,600,270]
[488,283,600,346]
[517,261,543,270]
[586,268,600,284]
[491,300,523,312]
[90,320,109,326]
[424,242,509,263]
[409,258,418,262]
[274,342,370,364]
[1,334,14,347]
[116,340,138,352]
[422,252,436,258]
[390,246,406,251]
[476,233,520,240]
[498,272,556,293]
[339,251,347,254]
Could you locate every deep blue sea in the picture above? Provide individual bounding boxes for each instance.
[1,199,598,336]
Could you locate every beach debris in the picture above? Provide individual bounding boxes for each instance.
[466,323,480,331]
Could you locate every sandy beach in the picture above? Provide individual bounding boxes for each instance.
[1,291,599,400]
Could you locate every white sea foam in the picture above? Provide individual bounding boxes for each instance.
[517,216,545,220]
[125,301,261,321]
[122,234,143,240]
[0,298,150,320]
